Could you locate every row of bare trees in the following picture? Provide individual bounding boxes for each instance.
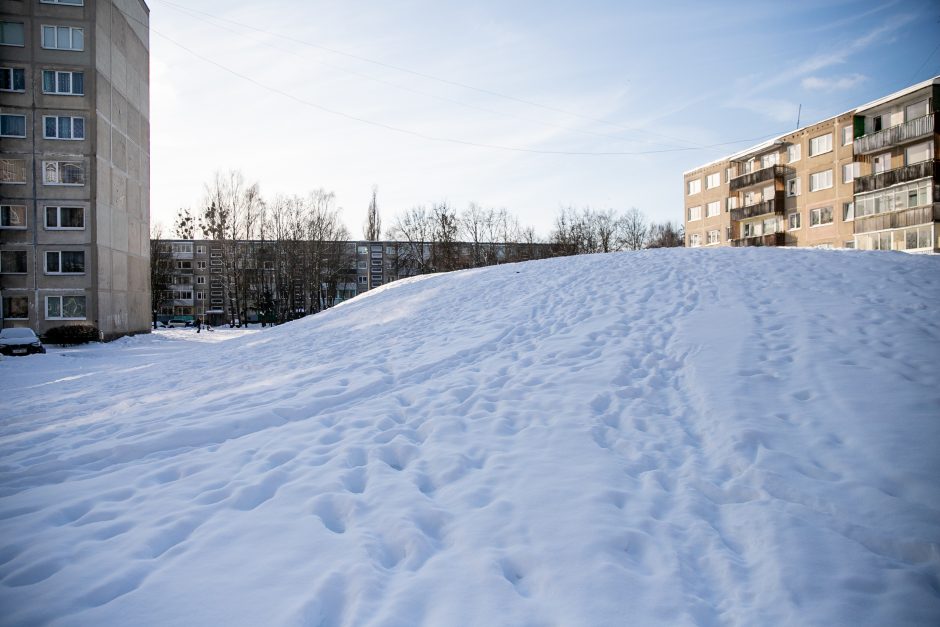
[152,170,684,324]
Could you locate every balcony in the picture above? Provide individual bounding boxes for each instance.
[730,195,784,221]
[853,114,937,155]
[730,232,785,247]
[854,159,937,194]
[729,165,792,192]
[854,203,940,234]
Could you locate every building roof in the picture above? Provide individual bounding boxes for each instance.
[853,76,940,114]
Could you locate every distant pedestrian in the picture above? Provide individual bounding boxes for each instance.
[195,318,202,333]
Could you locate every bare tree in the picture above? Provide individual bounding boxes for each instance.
[174,208,196,239]
[149,222,175,329]
[618,207,648,251]
[646,221,685,248]
[364,185,381,241]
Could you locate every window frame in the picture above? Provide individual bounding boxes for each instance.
[0,158,27,184]
[45,295,87,321]
[43,115,85,140]
[0,66,26,92]
[706,230,720,245]
[689,233,702,247]
[809,169,833,192]
[1,204,27,229]
[40,0,85,5]
[810,206,834,227]
[841,126,853,146]
[787,212,801,231]
[42,69,84,96]
[705,201,720,218]
[786,177,800,197]
[42,160,85,186]
[44,205,85,230]
[809,133,833,157]
[687,205,702,222]
[0,21,26,47]
[44,250,86,274]
[0,114,27,138]
[787,144,801,163]
[41,25,85,51]
[705,172,721,190]
[687,178,702,195]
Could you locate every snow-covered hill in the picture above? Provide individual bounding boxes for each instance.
[2,248,939,626]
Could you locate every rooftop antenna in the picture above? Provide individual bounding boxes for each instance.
[796,104,802,129]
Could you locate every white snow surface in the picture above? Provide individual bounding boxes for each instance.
[1,248,939,626]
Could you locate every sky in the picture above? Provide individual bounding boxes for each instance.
[147,0,940,239]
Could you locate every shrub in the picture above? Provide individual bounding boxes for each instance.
[44,324,101,346]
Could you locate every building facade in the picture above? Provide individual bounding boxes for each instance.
[0,0,150,339]
[684,77,939,253]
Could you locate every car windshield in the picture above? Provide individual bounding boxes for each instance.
[0,328,37,340]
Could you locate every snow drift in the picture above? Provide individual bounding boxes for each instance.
[1,248,939,626]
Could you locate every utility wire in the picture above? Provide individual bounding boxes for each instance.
[119,6,785,157]
[153,0,706,150]
[153,0,696,152]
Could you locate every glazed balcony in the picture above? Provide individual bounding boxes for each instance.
[853,203,940,234]
[729,165,792,192]
[853,114,937,156]
[730,232,785,247]
[854,159,937,194]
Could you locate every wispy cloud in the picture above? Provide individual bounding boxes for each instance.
[801,73,868,92]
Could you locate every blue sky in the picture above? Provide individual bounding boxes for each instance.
[148,0,940,238]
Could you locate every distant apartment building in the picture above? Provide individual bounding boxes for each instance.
[683,77,939,252]
[154,238,549,326]
[0,0,151,339]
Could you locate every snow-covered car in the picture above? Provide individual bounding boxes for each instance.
[166,319,192,328]
[0,328,47,356]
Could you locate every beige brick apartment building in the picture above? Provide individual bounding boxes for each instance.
[684,77,939,252]
[0,0,150,339]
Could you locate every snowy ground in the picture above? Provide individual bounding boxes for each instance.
[1,248,939,626]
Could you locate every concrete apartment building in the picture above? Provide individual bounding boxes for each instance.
[684,77,939,252]
[0,0,150,339]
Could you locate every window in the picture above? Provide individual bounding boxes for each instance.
[841,126,853,146]
[0,114,26,138]
[175,260,192,270]
[43,70,84,95]
[196,245,206,254]
[763,217,778,234]
[41,25,84,51]
[357,275,368,284]
[809,170,833,192]
[787,144,801,163]
[357,260,367,270]
[707,230,719,245]
[809,133,832,156]
[1,205,27,228]
[725,167,733,182]
[1,159,26,184]
[842,202,854,222]
[46,295,86,320]
[2,296,28,319]
[45,206,84,229]
[905,141,932,165]
[906,100,928,121]
[357,245,368,254]
[46,250,85,274]
[0,67,25,92]
[760,152,778,169]
[0,22,25,47]
[744,191,758,206]
[854,179,932,218]
[842,162,859,183]
[41,0,85,5]
[742,222,760,238]
[196,291,205,300]
[687,179,701,195]
[872,152,891,174]
[0,250,27,273]
[726,197,738,211]
[196,260,207,270]
[786,177,800,197]
[788,212,801,230]
[196,275,206,285]
[687,206,702,221]
[43,161,84,185]
[810,207,833,227]
[43,115,85,140]
[689,233,702,247]
[705,201,720,218]
[705,173,720,189]
[844,241,855,249]
[171,242,193,254]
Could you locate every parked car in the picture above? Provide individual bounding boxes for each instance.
[0,328,46,356]
[166,319,192,328]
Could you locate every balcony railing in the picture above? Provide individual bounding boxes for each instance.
[730,196,784,221]
[729,165,792,192]
[853,114,937,155]
[854,159,937,194]
[730,232,785,247]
